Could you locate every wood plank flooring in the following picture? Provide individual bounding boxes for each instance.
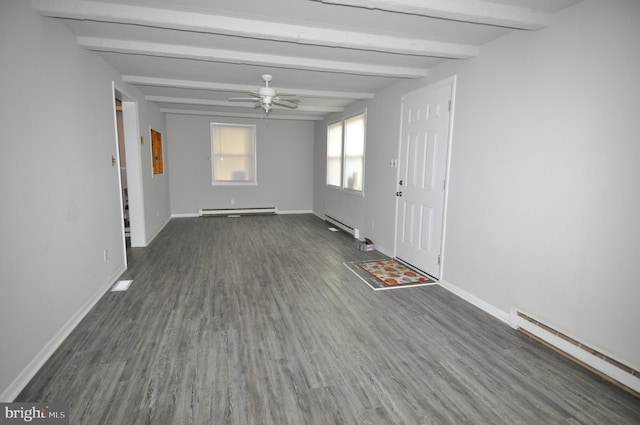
[16,214,640,424]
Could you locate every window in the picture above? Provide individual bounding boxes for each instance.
[326,112,366,192]
[211,123,257,185]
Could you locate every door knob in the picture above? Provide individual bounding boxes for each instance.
[399,180,404,186]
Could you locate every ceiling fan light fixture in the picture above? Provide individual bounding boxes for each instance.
[228,73,299,115]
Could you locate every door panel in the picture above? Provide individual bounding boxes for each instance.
[402,202,415,244]
[419,206,433,252]
[396,80,453,279]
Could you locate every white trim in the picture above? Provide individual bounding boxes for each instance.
[113,83,146,248]
[200,207,277,216]
[171,213,200,218]
[510,309,640,395]
[112,85,128,269]
[277,209,313,215]
[438,279,510,324]
[0,266,126,402]
[77,36,431,78]
[123,75,375,100]
[147,95,344,114]
[172,210,313,218]
[33,1,478,59]
[326,184,365,198]
[438,75,457,280]
[160,108,324,121]
[314,0,549,30]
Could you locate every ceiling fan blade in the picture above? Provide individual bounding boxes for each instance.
[229,97,259,102]
[273,99,299,109]
[277,96,300,102]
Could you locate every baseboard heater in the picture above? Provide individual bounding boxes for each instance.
[199,207,277,217]
[512,310,640,397]
[325,214,360,239]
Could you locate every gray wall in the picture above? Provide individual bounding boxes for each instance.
[314,0,640,370]
[0,2,170,400]
[167,114,314,214]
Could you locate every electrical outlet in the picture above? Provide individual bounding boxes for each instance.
[103,249,108,262]
[231,199,235,205]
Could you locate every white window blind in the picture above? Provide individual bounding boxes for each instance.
[343,114,365,191]
[326,121,343,187]
[325,112,366,193]
[211,123,257,185]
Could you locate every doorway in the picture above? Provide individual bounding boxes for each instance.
[115,98,130,247]
[114,85,146,249]
[395,77,455,279]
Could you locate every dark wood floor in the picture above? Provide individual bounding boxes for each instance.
[17,214,640,424]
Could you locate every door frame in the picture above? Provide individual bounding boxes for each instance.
[113,82,146,249]
[393,75,457,279]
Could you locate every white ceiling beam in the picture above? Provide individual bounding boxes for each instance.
[146,96,345,113]
[312,0,550,30]
[78,37,428,78]
[32,0,478,58]
[159,109,324,121]
[122,76,375,100]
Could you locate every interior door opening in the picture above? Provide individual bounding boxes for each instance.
[114,85,146,250]
[114,98,130,247]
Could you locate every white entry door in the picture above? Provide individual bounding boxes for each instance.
[395,79,453,279]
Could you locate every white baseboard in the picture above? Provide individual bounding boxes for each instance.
[438,281,639,395]
[277,209,313,215]
[0,266,126,402]
[511,309,640,395]
[171,213,199,218]
[438,279,510,324]
[172,210,312,218]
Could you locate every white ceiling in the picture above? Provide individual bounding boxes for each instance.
[33,0,582,121]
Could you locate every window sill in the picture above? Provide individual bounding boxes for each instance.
[326,185,365,198]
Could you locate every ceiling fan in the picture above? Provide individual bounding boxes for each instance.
[228,74,299,114]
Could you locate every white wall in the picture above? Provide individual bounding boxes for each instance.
[435,0,640,371]
[0,2,169,400]
[167,114,314,214]
[315,0,640,370]
[137,103,171,241]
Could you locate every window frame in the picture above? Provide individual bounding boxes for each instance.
[210,123,257,186]
[325,111,366,195]
[326,120,343,188]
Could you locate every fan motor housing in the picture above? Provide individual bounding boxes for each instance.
[258,87,276,96]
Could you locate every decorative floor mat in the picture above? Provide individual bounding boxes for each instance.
[344,258,436,291]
